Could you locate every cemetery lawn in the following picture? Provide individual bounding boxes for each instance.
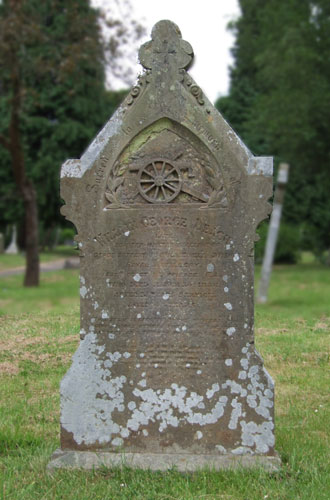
[0,263,329,499]
[0,246,78,273]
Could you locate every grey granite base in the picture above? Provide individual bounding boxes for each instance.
[48,449,281,472]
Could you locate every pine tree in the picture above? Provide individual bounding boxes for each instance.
[0,0,133,284]
[216,0,330,257]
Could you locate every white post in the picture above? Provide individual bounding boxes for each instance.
[5,225,19,255]
[257,163,289,303]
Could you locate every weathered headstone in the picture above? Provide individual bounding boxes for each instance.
[49,20,280,471]
[5,226,18,255]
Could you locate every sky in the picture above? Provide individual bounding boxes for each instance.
[92,0,241,103]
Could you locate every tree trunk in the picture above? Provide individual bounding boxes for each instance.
[0,0,40,286]
[0,129,41,285]
[22,179,40,286]
[10,56,40,286]
[8,143,40,287]
[326,248,330,267]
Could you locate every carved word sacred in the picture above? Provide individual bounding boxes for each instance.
[49,20,280,471]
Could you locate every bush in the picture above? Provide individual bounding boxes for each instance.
[300,223,330,264]
[255,222,301,264]
[59,227,76,245]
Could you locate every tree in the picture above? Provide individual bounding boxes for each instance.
[92,0,146,88]
[0,0,138,285]
[0,0,43,285]
[216,0,264,144]
[216,0,330,257]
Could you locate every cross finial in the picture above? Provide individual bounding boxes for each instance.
[139,20,193,72]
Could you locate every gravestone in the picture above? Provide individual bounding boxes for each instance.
[5,226,18,255]
[0,233,4,254]
[49,20,280,471]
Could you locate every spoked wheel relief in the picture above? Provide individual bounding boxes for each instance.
[138,159,182,203]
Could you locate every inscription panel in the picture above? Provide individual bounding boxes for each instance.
[77,206,254,443]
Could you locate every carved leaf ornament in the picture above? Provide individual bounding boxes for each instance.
[105,161,125,209]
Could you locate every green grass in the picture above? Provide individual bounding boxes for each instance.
[0,262,329,499]
[0,246,78,272]
[0,270,79,315]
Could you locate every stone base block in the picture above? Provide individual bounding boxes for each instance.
[48,449,281,472]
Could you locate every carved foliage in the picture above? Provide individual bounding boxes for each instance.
[104,161,126,209]
[203,162,228,208]
[127,85,142,106]
[126,74,148,107]
[184,73,205,106]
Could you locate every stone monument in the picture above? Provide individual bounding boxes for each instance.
[49,20,280,471]
[5,226,18,255]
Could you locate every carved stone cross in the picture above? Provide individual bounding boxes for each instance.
[139,20,193,71]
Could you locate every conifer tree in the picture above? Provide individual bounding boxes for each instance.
[216,0,330,257]
[0,0,137,285]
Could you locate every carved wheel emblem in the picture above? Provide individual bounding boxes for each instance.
[138,159,182,203]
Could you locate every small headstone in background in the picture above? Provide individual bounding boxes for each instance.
[0,233,4,254]
[49,20,280,472]
[5,226,18,255]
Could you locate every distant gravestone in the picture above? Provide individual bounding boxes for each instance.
[0,233,4,254]
[5,226,18,255]
[49,21,280,471]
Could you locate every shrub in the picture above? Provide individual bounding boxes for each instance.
[59,227,76,245]
[255,222,301,264]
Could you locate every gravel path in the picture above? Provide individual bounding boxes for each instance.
[0,257,79,277]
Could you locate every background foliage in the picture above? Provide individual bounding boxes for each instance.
[1,0,329,262]
[0,0,129,247]
[216,0,330,259]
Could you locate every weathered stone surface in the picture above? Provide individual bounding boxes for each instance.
[51,20,278,470]
[48,449,281,472]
